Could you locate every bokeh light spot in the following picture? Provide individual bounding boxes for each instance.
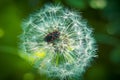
[23,73,35,80]
[110,46,120,64]
[34,50,46,58]
[90,0,107,9]
[0,28,5,38]
[107,26,116,35]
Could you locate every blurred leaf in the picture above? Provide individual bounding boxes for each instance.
[63,0,86,9]
[110,46,120,64]
[95,33,120,46]
[0,51,32,80]
[85,64,107,80]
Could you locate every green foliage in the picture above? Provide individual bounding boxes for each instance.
[0,0,120,80]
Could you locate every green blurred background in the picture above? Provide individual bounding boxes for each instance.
[0,0,120,80]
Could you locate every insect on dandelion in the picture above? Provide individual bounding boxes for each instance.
[20,3,97,80]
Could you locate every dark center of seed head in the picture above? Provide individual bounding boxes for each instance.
[44,31,60,43]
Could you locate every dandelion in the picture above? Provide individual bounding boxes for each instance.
[20,3,97,80]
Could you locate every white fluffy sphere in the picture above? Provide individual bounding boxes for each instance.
[20,3,97,80]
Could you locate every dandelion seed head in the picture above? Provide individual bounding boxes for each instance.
[20,3,97,80]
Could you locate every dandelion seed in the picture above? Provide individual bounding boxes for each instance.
[20,3,97,80]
